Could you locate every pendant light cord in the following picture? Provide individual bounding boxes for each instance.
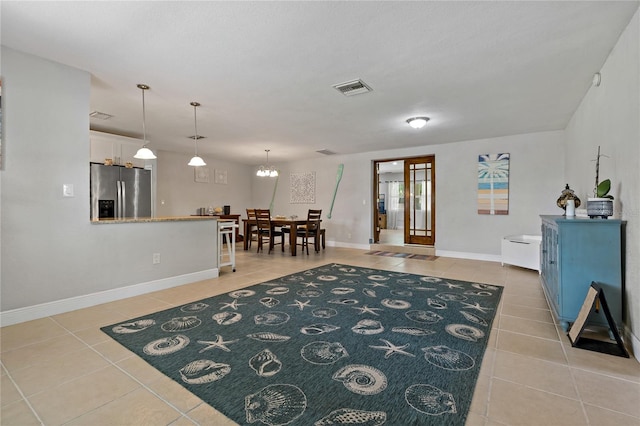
[193,103,199,155]
[141,87,147,146]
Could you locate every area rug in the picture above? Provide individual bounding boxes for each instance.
[365,250,438,261]
[102,263,502,425]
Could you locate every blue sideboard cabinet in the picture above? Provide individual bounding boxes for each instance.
[540,215,623,332]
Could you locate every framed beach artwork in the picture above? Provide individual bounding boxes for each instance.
[478,153,509,215]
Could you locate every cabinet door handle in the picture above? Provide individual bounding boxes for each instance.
[549,260,555,264]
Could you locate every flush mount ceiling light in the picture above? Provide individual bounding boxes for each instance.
[187,102,206,167]
[256,149,278,177]
[133,84,157,160]
[406,116,430,129]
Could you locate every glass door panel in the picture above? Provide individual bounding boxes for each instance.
[404,156,435,245]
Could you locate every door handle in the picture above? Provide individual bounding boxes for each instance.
[116,181,122,219]
[121,181,126,218]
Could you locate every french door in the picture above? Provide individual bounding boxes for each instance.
[373,155,435,245]
[404,156,435,245]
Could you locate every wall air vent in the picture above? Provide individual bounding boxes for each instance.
[332,79,373,97]
[89,111,113,120]
[316,149,337,155]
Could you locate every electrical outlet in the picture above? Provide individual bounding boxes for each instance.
[153,253,161,264]
[347,233,352,240]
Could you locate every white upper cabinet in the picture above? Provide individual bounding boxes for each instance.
[90,131,148,168]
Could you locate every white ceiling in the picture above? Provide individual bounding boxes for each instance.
[2,1,638,165]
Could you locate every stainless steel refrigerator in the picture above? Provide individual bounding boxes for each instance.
[90,164,152,220]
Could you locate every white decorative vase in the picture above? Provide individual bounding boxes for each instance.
[587,198,613,219]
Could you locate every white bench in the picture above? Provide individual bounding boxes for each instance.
[501,234,541,272]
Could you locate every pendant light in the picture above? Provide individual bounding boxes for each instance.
[256,149,278,177]
[133,84,157,160]
[187,102,206,167]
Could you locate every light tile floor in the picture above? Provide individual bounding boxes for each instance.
[2,247,639,425]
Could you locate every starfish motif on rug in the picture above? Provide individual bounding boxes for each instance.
[352,305,383,316]
[303,282,321,288]
[460,301,493,314]
[442,282,465,289]
[197,335,239,353]
[366,282,389,288]
[369,339,415,359]
[289,299,313,311]
[219,299,246,311]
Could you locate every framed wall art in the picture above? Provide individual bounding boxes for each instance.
[194,167,210,183]
[290,171,316,204]
[478,153,509,215]
[214,169,227,184]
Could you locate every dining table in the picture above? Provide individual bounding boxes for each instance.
[242,217,320,256]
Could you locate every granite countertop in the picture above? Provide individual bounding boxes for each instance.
[91,216,219,224]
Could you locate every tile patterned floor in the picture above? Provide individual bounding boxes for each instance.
[2,247,639,425]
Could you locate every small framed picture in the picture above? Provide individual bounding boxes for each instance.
[195,167,210,183]
[215,169,228,184]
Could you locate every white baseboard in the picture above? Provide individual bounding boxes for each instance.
[435,250,502,263]
[625,326,640,363]
[330,241,371,250]
[0,269,219,327]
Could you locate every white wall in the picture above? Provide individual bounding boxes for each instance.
[156,150,252,217]
[251,131,565,257]
[0,48,218,321]
[564,9,640,352]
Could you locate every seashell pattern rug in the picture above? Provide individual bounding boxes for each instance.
[102,263,502,425]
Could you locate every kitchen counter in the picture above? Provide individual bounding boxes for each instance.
[91,216,218,224]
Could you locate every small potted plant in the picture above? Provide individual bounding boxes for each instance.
[587,146,614,219]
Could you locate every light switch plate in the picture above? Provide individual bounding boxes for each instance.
[63,184,74,197]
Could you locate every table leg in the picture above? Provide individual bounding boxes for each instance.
[243,221,249,250]
[290,225,297,256]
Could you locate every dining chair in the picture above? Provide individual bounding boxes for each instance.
[297,209,322,254]
[245,209,259,249]
[255,209,284,253]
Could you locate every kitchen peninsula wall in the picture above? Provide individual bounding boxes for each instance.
[1,47,219,325]
[155,150,252,217]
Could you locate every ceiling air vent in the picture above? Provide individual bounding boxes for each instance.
[316,149,337,155]
[332,79,373,97]
[89,111,113,120]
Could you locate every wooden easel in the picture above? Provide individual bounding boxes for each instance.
[568,282,629,357]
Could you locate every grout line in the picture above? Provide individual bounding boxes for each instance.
[1,361,46,425]
[552,307,591,424]
[491,377,583,402]
[48,317,198,425]
[89,348,197,423]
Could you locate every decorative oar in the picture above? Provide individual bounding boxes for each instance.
[269,172,279,212]
[328,164,344,219]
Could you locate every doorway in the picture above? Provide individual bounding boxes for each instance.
[373,155,435,246]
